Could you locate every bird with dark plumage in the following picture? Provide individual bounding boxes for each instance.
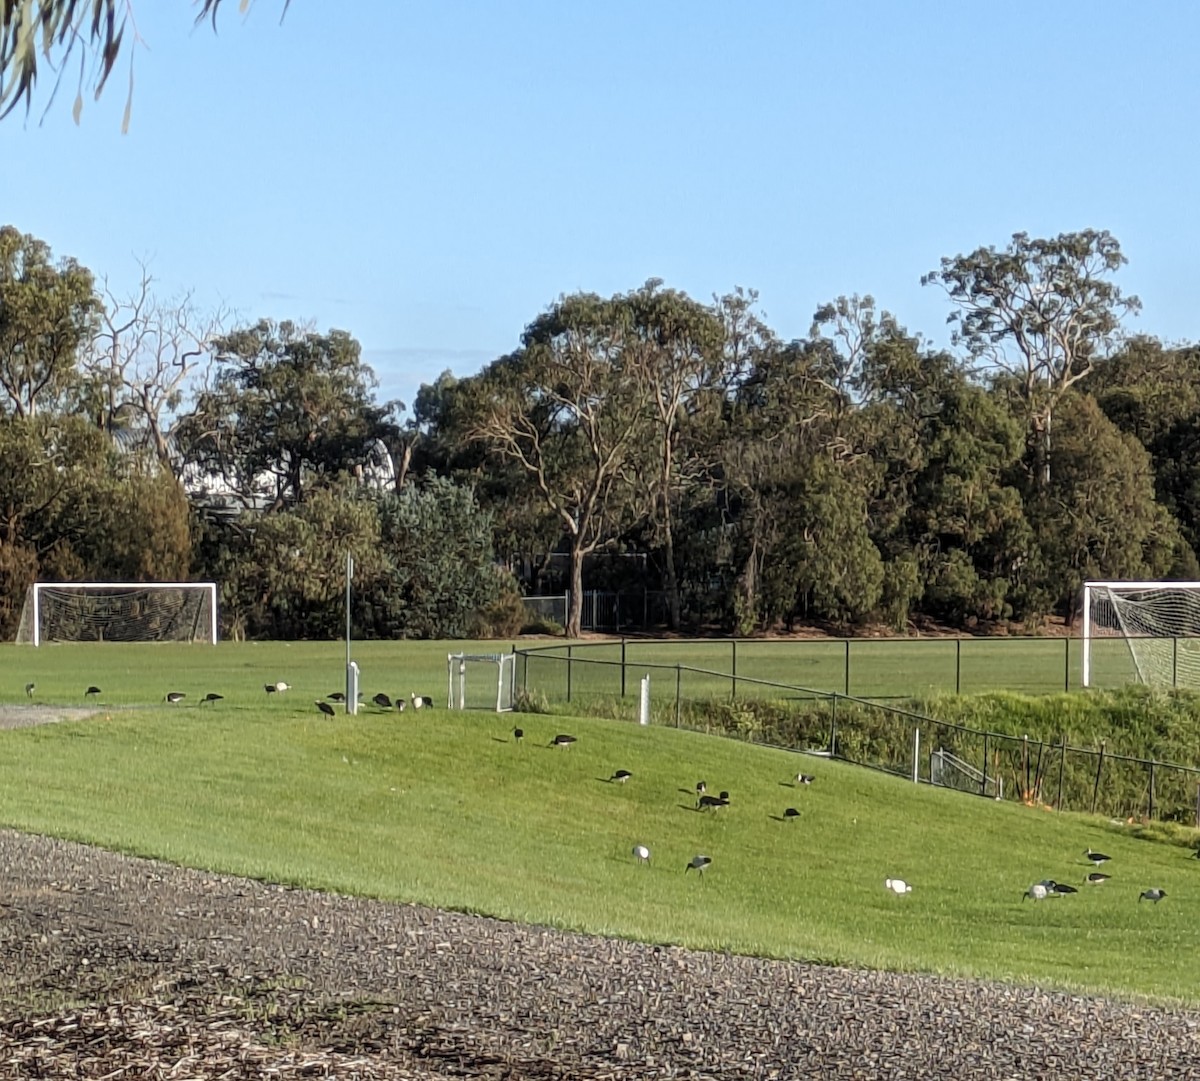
[610,769,633,784]
[327,692,345,703]
[411,693,434,710]
[201,693,223,704]
[315,700,336,718]
[695,781,707,795]
[795,773,815,786]
[512,727,524,743]
[85,686,101,697]
[1051,882,1078,895]
[550,734,577,748]
[685,854,712,875]
[1139,888,1167,903]
[1084,872,1111,885]
[396,698,407,712]
[697,794,728,811]
[1085,849,1111,866]
[264,684,278,695]
[165,692,186,704]
[24,682,34,699]
[783,807,800,821]
[718,790,730,801]
[372,693,392,709]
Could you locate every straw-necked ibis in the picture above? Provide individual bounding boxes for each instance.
[1085,849,1111,866]
[1084,872,1111,885]
[201,692,223,704]
[24,682,34,699]
[85,686,101,697]
[512,727,524,743]
[783,807,800,821]
[315,700,336,718]
[372,693,392,709]
[551,734,577,748]
[165,692,186,704]
[610,769,633,784]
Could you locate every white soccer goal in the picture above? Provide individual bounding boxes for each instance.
[1081,581,1200,689]
[15,583,218,646]
[929,748,1003,800]
[447,652,516,712]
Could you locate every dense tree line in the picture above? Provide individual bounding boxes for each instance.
[1,223,1196,640]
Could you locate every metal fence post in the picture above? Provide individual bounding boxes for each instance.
[675,664,682,728]
[1091,740,1106,815]
[1064,638,1070,692]
[912,727,920,784]
[1056,740,1066,810]
[981,733,989,797]
[828,695,838,756]
[566,645,573,704]
[844,640,851,697]
[1148,760,1156,820]
[732,640,738,701]
[955,638,962,695]
[620,638,627,698]
[1174,638,1179,688]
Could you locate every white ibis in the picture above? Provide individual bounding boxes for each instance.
[201,692,223,705]
[274,681,290,692]
[884,878,912,894]
[411,693,434,710]
[550,734,577,748]
[1139,888,1167,904]
[85,686,101,697]
[685,854,711,875]
[632,844,650,864]
[24,682,34,699]
[1024,883,1049,901]
[610,769,633,783]
[1084,872,1111,885]
[372,693,392,709]
[783,807,800,821]
[315,700,336,718]
[794,773,815,785]
[165,692,186,704]
[1085,849,1111,866]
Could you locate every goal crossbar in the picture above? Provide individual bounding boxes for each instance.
[19,582,219,646]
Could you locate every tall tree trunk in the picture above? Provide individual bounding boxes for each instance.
[567,539,585,639]
[662,490,681,631]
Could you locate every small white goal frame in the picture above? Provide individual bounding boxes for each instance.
[1081,580,1200,688]
[447,652,516,712]
[21,582,219,647]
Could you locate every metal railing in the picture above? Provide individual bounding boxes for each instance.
[511,645,1200,825]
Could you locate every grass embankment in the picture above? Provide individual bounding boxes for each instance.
[0,644,1195,1003]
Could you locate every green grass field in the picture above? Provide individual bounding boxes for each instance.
[519,634,1149,702]
[0,640,1196,1003]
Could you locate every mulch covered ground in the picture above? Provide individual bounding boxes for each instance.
[0,829,1199,1079]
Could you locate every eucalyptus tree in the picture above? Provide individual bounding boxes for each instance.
[923,230,1140,487]
[178,319,400,512]
[1023,392,1190,618]
[0,225,99,418]
[465,292,648,638]
[622,280,725,629]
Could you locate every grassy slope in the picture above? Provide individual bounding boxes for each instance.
[0,646,1195,1002]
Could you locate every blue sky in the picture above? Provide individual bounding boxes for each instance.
[3,1,1197,415]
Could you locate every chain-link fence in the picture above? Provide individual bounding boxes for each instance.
[512,645,1200,824]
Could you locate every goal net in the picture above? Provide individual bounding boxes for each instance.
[447,652,515,711]
[15,583,218,646]
[1081,581,1200,689]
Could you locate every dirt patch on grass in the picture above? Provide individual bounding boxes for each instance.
[1,831,1199,1077]
[0,705,103,731]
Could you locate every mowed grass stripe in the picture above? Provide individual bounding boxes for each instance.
[0,658,1194,1002]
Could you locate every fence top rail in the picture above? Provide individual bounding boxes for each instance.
[514,633,1200,651]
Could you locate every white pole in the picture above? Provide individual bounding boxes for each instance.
[32,585,40,648]
[345,554,355,714]
[639,675,651,726]
[912,727,920,784]
[447,654,455,709]
[1081,584,1091,689]
[208,582,218,645]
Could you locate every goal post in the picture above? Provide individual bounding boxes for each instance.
[16,582,218,646]
[447,652,516,712]
[1081,581,1200,689]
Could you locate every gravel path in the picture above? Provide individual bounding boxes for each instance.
[0,830,1197,1078]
